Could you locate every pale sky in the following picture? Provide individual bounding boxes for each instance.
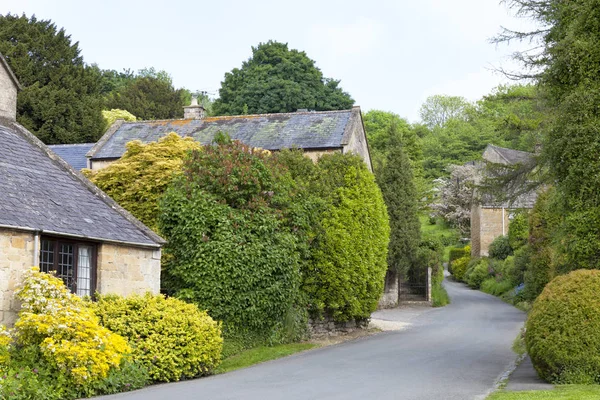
[3,0,535,122]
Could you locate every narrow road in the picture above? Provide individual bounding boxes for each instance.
[97,278,525,400]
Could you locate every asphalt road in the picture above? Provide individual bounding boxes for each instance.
[96,278,525,400]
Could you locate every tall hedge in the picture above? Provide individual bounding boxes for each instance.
[305,153,390,322]
[159,140,305,344]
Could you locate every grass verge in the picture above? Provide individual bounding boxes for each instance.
[215,343,318,374]
[487,385,600,399]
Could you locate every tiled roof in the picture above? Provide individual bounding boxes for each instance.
[484,144,534,165]
[480,190,538,209]
[89,109,355,160]
[0,120,164,247]
[48,143,94,170]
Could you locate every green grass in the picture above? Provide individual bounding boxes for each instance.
[487,386,600,399]
[419,215,461,262]
[215,343,318,374]
[512,328,526,357]
[431,283,450,307]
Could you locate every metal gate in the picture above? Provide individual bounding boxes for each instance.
[398,266,429,302]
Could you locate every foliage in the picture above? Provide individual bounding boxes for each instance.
[102,109,136,130]
[105,70,188,120]
[377,143,421,276]
[92,293,222,382]
[419,238,449,307]
[508,210,529,250]
[488,235,513,260]
[480,277,515,296]
[487,385,600,400]
[11,268,132,393]
[159,140,305,344]
[0,13,105,144]
[526,270,600,384]
[431,164,477,235]
[213,41,354,115]
[464,258,491,289]
[450,246,471,282]
[449,246,469,267]
[419,95,470,129]
[306,153,390,322]
[85,133,201,232]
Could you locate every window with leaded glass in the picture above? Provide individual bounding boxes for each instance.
[39,237,96,297]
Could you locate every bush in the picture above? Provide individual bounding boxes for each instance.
[488,235,512,260]
[13,269,130,391]
[508,210,529,250]
[464,258,491,289]
[160,140,305,344]
[480,277,514,296]
[526,270,600,384]
[308,153,390,322]
[93,293,222,382]
[449,246,468,266]
[450,245,470,281]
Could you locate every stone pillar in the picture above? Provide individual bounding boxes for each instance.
[378,269,398,309]
[427,267,432,303]
[183,96,205,120]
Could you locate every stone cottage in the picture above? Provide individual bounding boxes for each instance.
[470,144,538,257]
[48,143,95,170]
[86,100,373,171]
[0,53,165,326]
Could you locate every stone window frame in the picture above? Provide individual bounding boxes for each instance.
[39,235,98,297]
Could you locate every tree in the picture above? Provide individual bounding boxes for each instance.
[377,143,421,277]
[101,109,136,130]
[0,13,105,144]
[85,133,201,233]
[213,41,354,115]
[105,71,188,120]
[431,164,477,236]
[419,95,471,129]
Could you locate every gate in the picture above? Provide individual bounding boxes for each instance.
[398,265,430,302]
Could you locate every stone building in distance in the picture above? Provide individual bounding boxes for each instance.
[86,101,372,172]
[0,53,165,326]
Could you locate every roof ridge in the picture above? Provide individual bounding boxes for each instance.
[8,121,165,247]
[487,143,533,156]
[127,108,355,124]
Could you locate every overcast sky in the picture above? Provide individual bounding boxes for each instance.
[3,0,535,122]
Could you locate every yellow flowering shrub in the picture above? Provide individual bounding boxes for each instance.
[13,268,130,387]
[92,293,223,382]
[0,325,10,366]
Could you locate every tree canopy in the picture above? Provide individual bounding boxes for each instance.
[212,41,354,115]
[0,13,105,144]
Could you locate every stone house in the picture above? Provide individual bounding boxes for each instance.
[470,144,538,257]
[48,143,95,170]
[0,53,165,326]
[86,101,373,171]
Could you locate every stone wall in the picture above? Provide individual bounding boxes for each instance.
[0,229,35,326]
[309,316,369,338]
[0,61,17,121]
[96,243,161,296]
[471,204,482,257]
[474,207,510,257]
[342,119,373,172]
[303,149,339,163]
[90,159,116,171]
[378,270,398,309]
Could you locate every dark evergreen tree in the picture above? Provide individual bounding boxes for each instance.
[213,41,354,115]
[377,135,421,277]
[0,13,105,144]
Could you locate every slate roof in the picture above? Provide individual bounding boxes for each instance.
[480,190,538,209]
[89,109,356,160]
[0,119,164,247]
[484,144,534,165]
[48,143,94,170]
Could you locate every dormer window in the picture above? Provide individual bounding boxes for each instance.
[39,237,97,296]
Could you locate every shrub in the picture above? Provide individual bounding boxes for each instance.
[307,153,390,322]
[0,325,10,366]
[488,235,512,260]
[160,141,305,343]
[480,277,514,296]
[448,246,469,273]
[464,258,491,289]
[450,245,470,281]
[10,268,134,396]
[526,270,600,384]
[93,293,222,382]
[86,133,201,232]
[508,210,529,250]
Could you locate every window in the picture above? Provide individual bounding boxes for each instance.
[40,237,97,297]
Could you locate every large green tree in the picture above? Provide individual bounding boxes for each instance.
[105,68,189,120]
[0,13,105,144]
[213,41,354,115]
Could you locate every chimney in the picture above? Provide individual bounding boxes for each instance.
[0,53,22,121]
[184,95,205,120]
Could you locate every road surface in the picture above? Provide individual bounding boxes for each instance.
[96,278,525,400]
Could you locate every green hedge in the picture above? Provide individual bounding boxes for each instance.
[527,270,600,383]
[450,245,470,281]
[464,258,491,289]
